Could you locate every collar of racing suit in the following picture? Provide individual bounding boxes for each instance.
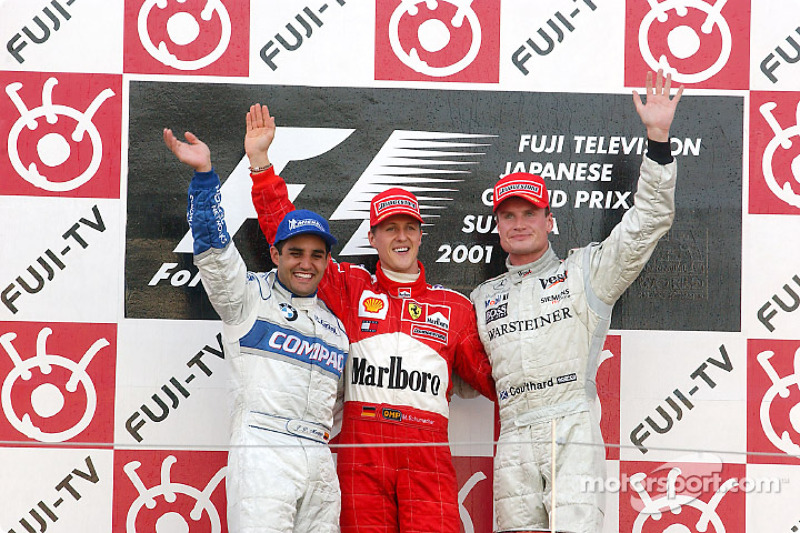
[504,244,562,284]
[380,267,420,284]
[272,272,320,311]
[375,260,428,298]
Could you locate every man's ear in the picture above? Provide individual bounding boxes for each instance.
[269,245,280,264]
[367,230,375,249]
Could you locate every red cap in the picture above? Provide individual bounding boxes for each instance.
[370,188,423,227]
[493,172,549,211]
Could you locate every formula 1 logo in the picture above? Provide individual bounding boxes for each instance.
[123,0,248,76]
[171,127,355,255]
[749,92,800,214]
[0,72,121,198]
[0,322,116,444]
[596,336,621,460]
[375,0,500,83]
[168,128,493,259]
[747,339,800,465]
[623,0,750,89]
[331,130,495,256]
[620,460,745,533]
[113,450,227,533]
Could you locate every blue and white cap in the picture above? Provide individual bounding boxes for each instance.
[273,209,337,248]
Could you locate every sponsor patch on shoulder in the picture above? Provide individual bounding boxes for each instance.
[402,301,451,332]
[485,303,508,324]
[358,290,389,319]
[279,302,298,321]
[484,291,509,309]
[540,271,568,290]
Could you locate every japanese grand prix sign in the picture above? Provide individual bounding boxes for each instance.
[126,82,743,334]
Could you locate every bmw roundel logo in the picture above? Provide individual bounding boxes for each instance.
[280,302,298,321]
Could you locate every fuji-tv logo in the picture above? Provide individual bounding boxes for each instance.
[0,72,122,198]
[453,456,493,533]
[749,92,800,215]
[0,321,116,445]
[113,450,227,532]
[623,0,750,89]
[123,0,249,76]
[617,459,746,533]
[596,336,621,460]
[374,0,500,83]
[747,339,800,465]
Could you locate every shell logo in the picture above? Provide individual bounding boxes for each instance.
[363,297,385,313]
[358,291,390,320]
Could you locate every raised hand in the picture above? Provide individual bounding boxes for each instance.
[632,70,684,143]
[163,129,212,172]
[245,103,276,169]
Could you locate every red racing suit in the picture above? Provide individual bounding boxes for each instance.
[252,168,496,533]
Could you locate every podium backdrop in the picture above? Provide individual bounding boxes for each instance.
[2,1,800,531]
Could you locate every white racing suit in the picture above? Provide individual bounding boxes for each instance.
[189,169,349,533]
[471,153,676,533]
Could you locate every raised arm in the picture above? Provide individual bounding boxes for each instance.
[163,129,253,326]
[163,129,212,172]
[632,69,684,142]
[244,104,356,318]
[586,71,683,304]
[245,103,276,171]
[246,104,295,245]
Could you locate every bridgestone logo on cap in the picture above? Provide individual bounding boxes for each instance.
[289,218,325,231]
[497,181,543,200]
[376,198,418,213]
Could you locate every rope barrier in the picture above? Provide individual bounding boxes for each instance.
[0,438,797,460]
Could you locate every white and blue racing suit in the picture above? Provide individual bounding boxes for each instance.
[188,169,349,533]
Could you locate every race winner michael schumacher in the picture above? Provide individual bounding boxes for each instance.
[244,103,496,533]
[166,128,350,532]
[470,70,683,533]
